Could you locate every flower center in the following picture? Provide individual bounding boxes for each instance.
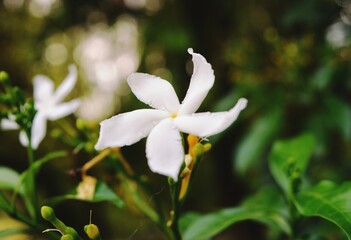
[169,112,178,119]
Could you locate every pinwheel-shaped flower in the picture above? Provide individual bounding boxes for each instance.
[95,49,247,180]
[1,65,80,149]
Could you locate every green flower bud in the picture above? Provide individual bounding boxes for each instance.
[192,143,205,157]
[84,224,100,240]
[0,94,11,105]
[0,71,10,86]
[203,143,212,152]
[41,206,56,221]
[64,227,81,239]
[12,87,25,105]
[60,234,74,240]
[85,142,94,153]
[76,118,86,130]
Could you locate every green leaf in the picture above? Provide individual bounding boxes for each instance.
[0,228,30,237]
[235,109,282,174]
[31,151,67,174]
[183,186,291,240]
[179,212,201,235]
[0,167,20,190]
[268,133,315,198]
[93,181,124,208]
[46,181,124,208]
[14,151,67,219]
[324,97,351,140]
[296,180,351,239]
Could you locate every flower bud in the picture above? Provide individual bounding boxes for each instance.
[64,227,81,239]
[187,134,199,149]
[76,118,86,130]
[192,143,205,157]
[41,206,56,221]
[12,87,25,105]
[0,71,9,86]
[61,234,74,240]
[51,129,63,138]
[84,224,100,240]
[204,143,212,152]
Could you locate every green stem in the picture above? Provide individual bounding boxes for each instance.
[26,133,39,223]
[169,179,182,240]
[0,191,35,227]
[113,151,172,238]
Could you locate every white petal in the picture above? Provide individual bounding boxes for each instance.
[127,73,180,112]
[1,118,19,130]
[54,65,78,103]
[95,109,168,150]
[146,119,184,181]
[175,98,248,137]
[19,131,29,147]
[33,75,54,103]
[30,113,47,149]
[46,99,80,120]
[178,48,215,115]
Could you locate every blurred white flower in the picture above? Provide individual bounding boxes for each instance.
[95,49,247,181]
[326,21,350,48]
[1,65,80,149]
[73,15,141,121]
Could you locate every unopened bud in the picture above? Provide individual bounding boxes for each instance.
[61,234,74,240]
[84,224,100,240]
[203,143,212,152]
[41,206,56,221]
[12,87,25,105]
[51,129,63,138]
[85,142,94,152]
[76,118,86,130]
[187,134,199,148]
[192,143,205,157]
[0,71,10,85]
[64,227,81,239]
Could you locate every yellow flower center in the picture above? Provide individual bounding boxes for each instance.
[169,112,178,118]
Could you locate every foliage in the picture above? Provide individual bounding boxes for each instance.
[1,0,351,239]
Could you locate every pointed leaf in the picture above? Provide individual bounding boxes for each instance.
[179,212,201,235]
[183,187,291,240]
[0,167,20,190]
[0,228,30,237]
[235,109,282,174]
[296,180,351,240]
[268,133,315,198]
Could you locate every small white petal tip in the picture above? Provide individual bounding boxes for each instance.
[68,64,77,73]
[238,98,248,110]
[187,48,194,54]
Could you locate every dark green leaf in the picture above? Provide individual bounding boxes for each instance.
[183,186,291,240]
[324,97,351,140]
[269,133,315,198]
[296,180,351,240]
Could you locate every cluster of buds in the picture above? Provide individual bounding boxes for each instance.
[178,134,211,200]
[41,206,101,240]
[0,71,36,135]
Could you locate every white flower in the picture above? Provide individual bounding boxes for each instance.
[95,49,247,181]
[1,65,80,149]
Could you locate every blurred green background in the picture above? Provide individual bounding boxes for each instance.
[1,0,351,239]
